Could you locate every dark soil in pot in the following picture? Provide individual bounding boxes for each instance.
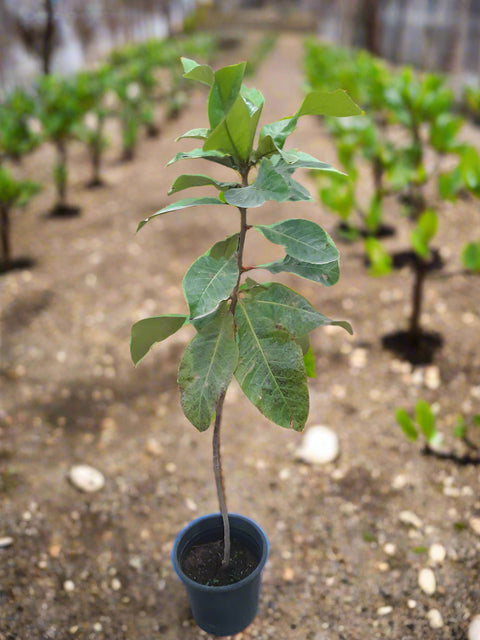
[381,329,444,365]
[182,537,258,586]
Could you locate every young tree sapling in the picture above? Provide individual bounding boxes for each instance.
[130,57,360,569]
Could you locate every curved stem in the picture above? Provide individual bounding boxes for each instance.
[213,163,251,569]
[213,390,230,566]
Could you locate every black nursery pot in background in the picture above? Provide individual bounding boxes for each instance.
[172,513,269,636]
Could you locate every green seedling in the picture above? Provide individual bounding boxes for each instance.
[0,167,40,272]
[396,401,480,465]
[130,57,360,566]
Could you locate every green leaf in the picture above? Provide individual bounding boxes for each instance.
[273,149,344,174]
[137,197,225,231]
[410,209,437,258]
[459,145,480,194]
[204,90,263,162]
[438,167,462,201]
[181,57,214,87]
[223,158,290,207]
[255,218,339,264]
[303,343,316,378]
[297,89,363,118]
[175,128,210,142]
[183,236,239,319]
[261,254,340,287]
[130,314,188,366]
[234,298,309,431]
[395,408,418,441]
[208,61,246,129]
[461,241,480,272]
[178,308,238,431]
[167,148,235,169]
[255,117,297,160]
[168,174,237,195]
[365,237,392,276]
[415,400,437,443]
[242,282,352,335]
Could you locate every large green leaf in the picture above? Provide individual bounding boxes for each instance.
[183,235,239,319]
[223,158,290,208]
[234,298,309,431]
[273,150,344,174]
[167,148,235,169]
[130,314,188,366]
[178,308,238,431]
[242,282,352,335]
[137,197,225,231]
[297,89,363,118]
[204,89,264,162]
[255,117,298,160]
[181,57,214,87]
[208,61,246,130]
[168,174,237,195]
[261,254,340,287]
[255,218,339,264]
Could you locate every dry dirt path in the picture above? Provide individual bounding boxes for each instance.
[1,30,480,640]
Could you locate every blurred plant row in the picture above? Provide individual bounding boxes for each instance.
[304,39,480,363]
[0,33,217,272]
[304,40,480,463]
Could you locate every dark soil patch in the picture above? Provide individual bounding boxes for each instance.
[181,538,259,586]
[381,329,444,365]
[337,221,396,242]
[0,256,36,274]
[48,203,82,218]
[391,248,444,272]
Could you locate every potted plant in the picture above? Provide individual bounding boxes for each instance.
[130,57,360,636]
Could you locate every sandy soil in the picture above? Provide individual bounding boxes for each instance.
[1,26,480,640]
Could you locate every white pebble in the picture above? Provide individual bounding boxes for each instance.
[419,568,436,595]
[377,606,392,616]
[468,615,480,640]
[399,510,423,528]
[68,465,105,493]
[349,348,368,369]
[424,366,440,390]
[407,599,417,609]
[384,543,396,556]
[429,543,446,563]
[295,425,339,465]
[427,608,443,629]
[0,536,13,548]
[63,580,75,592]
[111,578,122,591]
[93,622,103,633]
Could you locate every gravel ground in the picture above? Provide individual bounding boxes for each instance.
[1,26,480,640]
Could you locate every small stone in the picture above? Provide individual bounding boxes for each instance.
[427,608,443,629]
[399,510,422,528]
[185,498,197,512]
[93,622,103,633]
[68,465,105,493]
[0,536,13,548]
[419,568,436,595]
[429,543,446,563]
[63,580,75,592]
[111,578,122,591]
[278,468,291,480]
[468,615,480,640]
[165,462,177,474]
[145,438,163,457]
[392,474,409,490]
[295,425,339,465]
[377,562,389,572]
[49,544,61,558]
[349,348,368,369]
[384,543,396,556]
[469,517,480,536]
[408,599,417,609]
[282,567,295,581]
[377,606,392,616]
[424,366,440,390]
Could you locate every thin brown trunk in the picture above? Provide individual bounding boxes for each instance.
[1,205,11,271]
[408,261,427,342]
[43,0,55,75]
[213,390,230,567]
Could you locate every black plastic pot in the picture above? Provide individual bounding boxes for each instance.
[172,513,269,636]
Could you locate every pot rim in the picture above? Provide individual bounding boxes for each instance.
[172,512,269,593]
